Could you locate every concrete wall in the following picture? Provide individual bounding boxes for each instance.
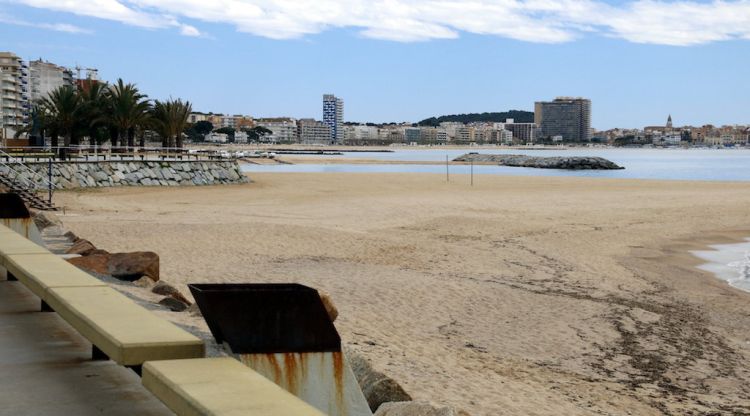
[0,160,247,189]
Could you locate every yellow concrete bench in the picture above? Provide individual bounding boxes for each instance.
[3,253,106,309]
[45,286,205,369]
[0,231,49,267]
[1,226,205,371]
[143,358,326,416]
[1,229,101,304]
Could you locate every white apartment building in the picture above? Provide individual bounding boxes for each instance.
[502,119,538,144]
[234,131,249,143]
[189,113,209,123]
[255,118,298,144]
[439,122,464,140]
[345,125,379,141]
[204,132,228,143]
[0,52,29,140]
[28,59,74,103]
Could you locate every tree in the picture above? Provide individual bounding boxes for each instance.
[214,126,235,142]
[40,85,82,159]
[78,81,109,147]
[151,98,192,148]
[245,126,272,142]
[186,120,213,142]
[106,79,151,149]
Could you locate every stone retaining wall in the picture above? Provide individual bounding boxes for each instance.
[0,160,247,189]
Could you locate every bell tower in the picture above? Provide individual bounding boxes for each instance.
[666,114,673,129]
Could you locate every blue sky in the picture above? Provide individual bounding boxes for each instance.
[2,0,749,129]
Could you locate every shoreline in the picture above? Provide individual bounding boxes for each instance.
[52,173,750,415]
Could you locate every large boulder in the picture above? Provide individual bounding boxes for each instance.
[63,231,79,242]
[32,210,62,230]
[67,254,110,275]
[152,281,191,305]
[66,239,97,256]
[318,290,338,322]
[107,252,159,281]
[374,402,468,416]
[158,297,189,312]
[348,352,412,412]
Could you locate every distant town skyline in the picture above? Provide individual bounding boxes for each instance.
[2,1,750,129]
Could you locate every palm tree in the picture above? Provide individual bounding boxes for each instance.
[106,79,150,150]
[172,99,192,148]
[78,81,109,147]
[151,98,192,148]
[151,100,176,148]
[40,86,82,159]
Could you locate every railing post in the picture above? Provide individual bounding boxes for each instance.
[48,157,53,203]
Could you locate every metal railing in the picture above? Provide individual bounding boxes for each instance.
[0,145,237,162]
[0,148,58,203]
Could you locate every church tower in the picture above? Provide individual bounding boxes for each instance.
[666,114,673,129]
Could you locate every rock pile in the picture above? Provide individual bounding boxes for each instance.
[454,153,624,170]
[348,351,413,412]
[1,160,247,189]
[65,239,193,312]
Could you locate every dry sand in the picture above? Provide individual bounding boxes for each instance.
[53,173,750,415]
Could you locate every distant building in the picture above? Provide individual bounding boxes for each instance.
[188,113,209,123]
[204,132,228,143]
[298,118,331,145]
[344,125,379,142]
[419,127,439,144]
[28,59,74,103]
[0,52,29,140]
[502,119,538,144]
[323,94,344,143]
[256,118,298,144]
[452,126,475,144]
[534,97,592,141]
[404,127,421,144]
[234,131,249,143]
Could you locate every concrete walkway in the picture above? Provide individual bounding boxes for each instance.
[0,279,173,415]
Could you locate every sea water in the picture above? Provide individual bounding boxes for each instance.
[692,239,750,293]
[242,148,750,182]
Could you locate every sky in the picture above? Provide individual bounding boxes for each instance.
[1,0,749,130]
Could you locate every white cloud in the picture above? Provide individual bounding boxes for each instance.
[179,23,201,37]
[0,11,91,33]
[9,0,750,45]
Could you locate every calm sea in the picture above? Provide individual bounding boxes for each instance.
[241,148,750,182]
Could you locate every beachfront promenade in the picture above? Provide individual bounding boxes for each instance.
[0,280,173,415]
[0,222,326,415]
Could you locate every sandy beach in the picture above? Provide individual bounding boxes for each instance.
[53,173,750,415]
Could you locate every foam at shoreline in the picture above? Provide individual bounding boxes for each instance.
[692,238,750,292]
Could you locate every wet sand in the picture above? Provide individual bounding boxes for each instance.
[54,173,750,415]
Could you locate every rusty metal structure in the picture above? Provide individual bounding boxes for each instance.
[0,193,42,244]
[189,283,372,416]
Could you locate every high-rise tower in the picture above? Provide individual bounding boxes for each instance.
[322,94,344,144]
[534,97,592,142]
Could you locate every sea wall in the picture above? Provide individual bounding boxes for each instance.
[0,160,248,189]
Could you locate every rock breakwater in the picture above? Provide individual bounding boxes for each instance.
[454,153,624,170]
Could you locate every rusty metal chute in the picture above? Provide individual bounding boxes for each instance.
[0,193,31,218]
[188,283,341,354]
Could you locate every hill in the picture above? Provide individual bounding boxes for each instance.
[417,110,534,126]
